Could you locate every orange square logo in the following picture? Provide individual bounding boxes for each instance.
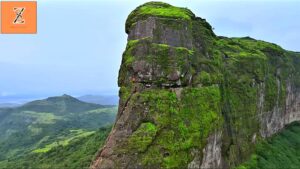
[1,1,37,34]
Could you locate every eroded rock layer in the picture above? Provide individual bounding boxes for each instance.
[91,2,300,169]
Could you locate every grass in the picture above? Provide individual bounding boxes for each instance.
[138,5,192,20]
[127,122,158,152]
[126,2,194,33]
[32,129,95,153]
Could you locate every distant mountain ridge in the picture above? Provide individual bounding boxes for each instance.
[78,95,118,105]
[20,94,106,114]
[0,103,21,108]
[0,94,118,108]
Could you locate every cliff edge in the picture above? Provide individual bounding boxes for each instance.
[91,2,300,169]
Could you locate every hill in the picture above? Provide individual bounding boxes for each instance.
[19,94,106,114]
[0,95,117,165]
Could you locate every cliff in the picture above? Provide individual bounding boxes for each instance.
[91,2,300,169]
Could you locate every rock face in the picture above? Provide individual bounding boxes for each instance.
[91,2,300,169]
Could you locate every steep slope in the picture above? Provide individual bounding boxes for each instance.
[92,2,300,169]
[237,122,300,169]
[0,95,117,162]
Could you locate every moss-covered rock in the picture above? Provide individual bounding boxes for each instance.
[126,2,195,33]
[91,2,300,169]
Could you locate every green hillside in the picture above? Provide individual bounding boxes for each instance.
[19,94,105,115]
[237,122,300,169]
[0,126,111,169]
[0,95,117,167]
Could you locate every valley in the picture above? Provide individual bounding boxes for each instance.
[0,95,117,169]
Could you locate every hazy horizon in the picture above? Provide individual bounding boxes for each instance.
[1,0,299,102]
[0,93,119,104]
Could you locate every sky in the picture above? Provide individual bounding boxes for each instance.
[0,0,299,102]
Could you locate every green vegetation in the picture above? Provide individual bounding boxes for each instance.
[2,2,299,169]
[120,32,297,168]
[237,122,300,169]
[214,37,295,166]
[120,86,223,168]
[117,2,300,167]
[0,126,111,169]
[117,2,300,166]
[0,95,117,168]
[21,111,63,124]
[127,122,158,152]
[126,2,195,33]
[119,38,194,87]
[32,129,95,153]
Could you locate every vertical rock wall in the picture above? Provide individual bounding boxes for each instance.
[91,2,300,169]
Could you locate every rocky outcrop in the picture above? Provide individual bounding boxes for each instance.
[128,17,194,49]
[260,79,300,138]
[91,2,300,169]
[200,131,223,169]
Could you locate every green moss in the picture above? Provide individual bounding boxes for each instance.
[220,46,262,165]
[216,36,297,167]
[118,40,140,86]
[124,55,134,67]
[290,52,300,87]
[119,86,131,102]
[216,38,268,60]
[216,37,289,113]
[124,86,223,168]
[119,38,195,86]
[118,31,299,169]
[126,2,195,33]
[117,4,300,168]
[124,40,139,67]
[195,71,222,86]
[152,44,194,85]
[217,37,283,55]
[127,39,139,46]
[126,122,158,152]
